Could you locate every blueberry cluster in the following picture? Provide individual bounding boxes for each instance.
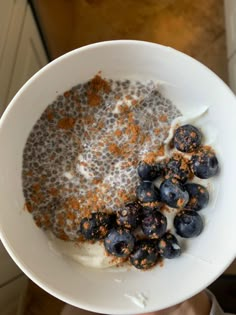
[79,124,219,270]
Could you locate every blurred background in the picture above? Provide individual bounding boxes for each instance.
[0,0,235,314]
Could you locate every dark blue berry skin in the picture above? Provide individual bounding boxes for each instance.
[141,211,167,239]
[173,124,202,153]
[160,179,189,208]
[184,183,209,211]
[174,210,203,238]
[130,239,159,270]
[166,155,191,183]
[141,205,161,216]
[104,228,135,258]
[138,162,162,181]
[136,181,161,203]
[158,233,181,259]
[190,148,219,179]
[116,202,141,230]
[80,212,114,240]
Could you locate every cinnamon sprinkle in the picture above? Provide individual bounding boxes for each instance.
[159,114,168,122]
[67,197,80,210]
[89,74,111,94]
[108,143,121,156]
[25,202,33,213]
[87,92,101,107]
[57,117,76,129]
[114,129,122,137]
[143,145,165,164]
[46,110,54,121]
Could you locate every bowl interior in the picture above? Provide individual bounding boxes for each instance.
[0,41,236,314]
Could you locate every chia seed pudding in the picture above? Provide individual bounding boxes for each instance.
[23,74,180,240]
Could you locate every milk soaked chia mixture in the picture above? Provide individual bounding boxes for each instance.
[22,74,219,269]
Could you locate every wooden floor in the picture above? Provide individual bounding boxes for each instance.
[24,0,234,314]
[34,0,228,82]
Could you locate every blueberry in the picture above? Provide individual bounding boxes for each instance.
[116,202,141,230]
[136,181,161,203]
[138,162,162,181]
[104,228,135,258]
[160,178,189,208]
[165,154,191,183]
[158,233,181,259]
[141,211,167,239]
[190,147,219,179]
[173,124,202,153]
[141,205,161,216]
[174,210,203,238]
[184,183,209,211]
[130,239,159,270]
[80,212,113,240]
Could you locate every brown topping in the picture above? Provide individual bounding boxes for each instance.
[108,143,121,156]
[92,178,102,185]
[32,183,40,192]
[158,259,164,267]
[177,198,185,208]
[114,129,122,137]
[57,117,76,129]
[67,197,81,210]
[82,221,90,230]
[143,152,157,164]
[142,201,162,209]
[125,95,132,100]
[56,212,65,226]
[143,145,165,164]
[67,210,77,221]
[118,104,130,113]
[89,74,111,94]
[25,170,33,177]
[128,112,134,122]
[35,213,51,229]
[58,233,69,241]
[190,131,197,138]
[117,190,130,203]
[159,240,166,248]
[99,226,107,237]
[154,128,161,135]
[125,124,140,143]
[25,202,33,213]
[80,161,88,167]
[83,116,95,125]
[157,144,165,156]
[159,115,168,122]
[85,74,111,107]
[97,121,105,130]
[160,204,171,213]
[48,187,58,196]
[202,145,214,152]
[131,99,138,106]
[64,91,71,98]
[187,196,197,208]
[87,92,101,107]
[46,110,54,121]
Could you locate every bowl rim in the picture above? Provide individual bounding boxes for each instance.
[0,40,236,314]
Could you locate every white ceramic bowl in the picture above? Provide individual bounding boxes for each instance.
[0,40,236,314]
